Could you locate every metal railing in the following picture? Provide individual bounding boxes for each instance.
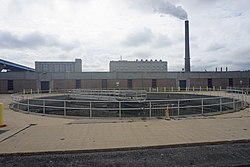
[226,87,250,94]
[69,89,147,101]
[10,88,248,119]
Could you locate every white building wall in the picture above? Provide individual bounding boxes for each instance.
[110,60,168,72]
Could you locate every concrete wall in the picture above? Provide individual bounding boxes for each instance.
[14,80,37,92]
[0,79,37,93]
[157,79,176,87]
[0,80,8,93]
[53,80,75,90]
[0,65,5,71]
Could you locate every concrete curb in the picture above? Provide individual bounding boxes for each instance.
[0,139,249,156]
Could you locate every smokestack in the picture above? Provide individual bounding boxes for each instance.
[185,20,191,72]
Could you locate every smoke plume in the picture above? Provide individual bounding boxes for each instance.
[131,0,188,20]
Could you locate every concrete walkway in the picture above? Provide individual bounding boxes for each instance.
[0,93,250,154]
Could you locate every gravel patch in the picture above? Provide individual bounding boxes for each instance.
[0,142,250,167]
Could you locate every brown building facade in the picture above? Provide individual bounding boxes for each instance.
[1,71,250,93]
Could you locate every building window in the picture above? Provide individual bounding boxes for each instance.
[7,80,14,91]
[127,79,133,89]
[208,78,212,88]
[152,79,157,88]
[75,80,81,89]
[229,78,233,87]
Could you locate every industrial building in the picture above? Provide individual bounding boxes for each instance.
[109,59,168,72]
[0,60,249,93]
[0,20,250,93]
[35,59,82,73]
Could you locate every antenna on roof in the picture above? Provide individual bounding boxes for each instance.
[120,55,122,61]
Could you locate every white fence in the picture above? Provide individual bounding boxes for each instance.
[10,89,248,119]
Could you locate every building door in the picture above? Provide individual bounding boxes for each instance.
[41,81,50,93]
[152,79,157,89]
[208,78,212,88]
[179,80,187,89]
[102,79,107,90]
[7,80,14,93]
[127,79,133,89]
[229,78,233,87]
[75,80,81,89]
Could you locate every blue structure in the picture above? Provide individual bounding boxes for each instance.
[0,59,35,72]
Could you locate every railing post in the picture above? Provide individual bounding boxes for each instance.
[89,102,92,118]
[239,93,242,108]
[177,99,180,116]
[220,97,222,112]
[201,98,204,115]
[165,105,170,120]
[119,101,121,119]
[149,101,152,118]
[43,100,45,114]
[64,101,66,116]
[17,101,20,111]
[244,94,247,107]
[27,99,30,113]
[233,98,236,111]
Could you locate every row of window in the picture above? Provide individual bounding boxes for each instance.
[37,63,75,72]
[114,65,166,71]
[6,78,249,91]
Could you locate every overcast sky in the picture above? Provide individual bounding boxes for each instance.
[0,0,249,71]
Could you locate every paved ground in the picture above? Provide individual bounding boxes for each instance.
[0,92,250,166]
[0,92,250,155]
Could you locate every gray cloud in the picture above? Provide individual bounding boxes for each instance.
[236,47,250,57]
[122,28,173,49]
[206,43,225,52]
[190,46,250,71]
[153,34,172,48]
[132,51,152,59]
[0,31,78,50]
[121,28,153,47]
